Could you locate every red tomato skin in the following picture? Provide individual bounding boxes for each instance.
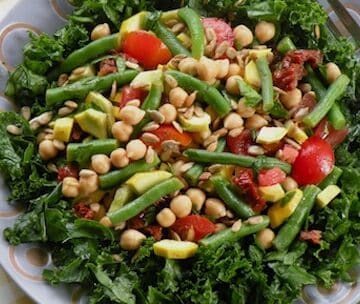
[258,168,286,187]
[280,144,299,164]
[202,18,234,47]
[171,215,216,241]
[122,31,172,69]
[119,85,147,108]
[291,136,335,186]
[314,118,348,147]
[227,129,253,155]
[146,125,192,150]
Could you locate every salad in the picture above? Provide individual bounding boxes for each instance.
[1,0,359,303]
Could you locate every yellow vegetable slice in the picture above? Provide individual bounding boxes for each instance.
[153,240,198,259]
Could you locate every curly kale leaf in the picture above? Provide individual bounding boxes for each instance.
[54,22,89,56]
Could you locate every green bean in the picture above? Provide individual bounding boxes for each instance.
[67,139,119,166]
[178,7,205,59]
[256,57,274,112]
[184,137,226,186]
[46,70,138,108]
[165,70,231,117]
[150,20,191,57]
[108,177,184,224]
[131,84,163,138]
[318,166,343,189]
[48,34,120,80]
[305,65,346,130]
[199,215,269,248]
[303,74,350,128]
[99,156,160,189]
[276,36,296,54]
[211,175,255,218]
[273,185,321,251]
[183,149,291,174]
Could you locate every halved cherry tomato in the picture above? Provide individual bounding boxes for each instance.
[227,129,253,155]
[202,18,234,47]
[171,215,216,242]
[280,144,299,164]
[233,168,266,212]
[145,125,192,150]
[291,136,335,186]
[119,85,148,108]
[258,168,286,187]
[122,31,172,69]
[314,118,348,147]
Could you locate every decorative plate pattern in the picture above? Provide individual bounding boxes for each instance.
[0,1,359,304]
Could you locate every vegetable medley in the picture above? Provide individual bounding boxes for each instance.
[1,0,359,303]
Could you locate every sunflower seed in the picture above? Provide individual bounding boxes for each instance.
[294,107,309,120]
[126,99,141,107]
[125,61,142,71]
[214,41,230,59]
[212,117,221,129]
[58,107,74,117]
[247,216,263,225]
[169,230,182,241]
[203,135,218,147]
[142,122,160,132]
[207,140,218,152]
[142,132,160,143]
[273,120,284,127]
[44,133,54,140]
[20,106,31,121]
[164,74,178,88]
[228,127,244,137]
[185,226,195,241]
[208,164,223,174]
[273,86,287,95]
[35,112,53,125]
[248,145,265,155]
[145,146,156,164]
[231,220,242,232]
[53,139,65,150]
[64,100,78,109]
[184,91,197,107]
[171,22,185,34]
[30,121,40,131]
[215,223,227,232]
[183,106,194,119]
[47,163,58,173]
[180,162,194,173]
[314,24,321,40]
[57,73,69,87]
[299,83,312,93]
[165,18,179,27]
[148,110,165,124]
[172,121,183,133]
[110,80,117,100]
[227,210,235,219]
[205,39,216,57]
[226,47,238,59]
[194,106,204,117]
[205,27,216,42]
[213,127,228,138]
[199,172,212,181]
[114,222,126,231]
[285,137,301,150]
[6,124,22,135]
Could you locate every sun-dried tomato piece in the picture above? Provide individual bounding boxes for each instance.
[98,58,117,76]
[73,202,94,219]
[300,230,322,245]
[127,213,146,230]
[143,225,163,241]
[57,165,79,182]
[70,123,84,142]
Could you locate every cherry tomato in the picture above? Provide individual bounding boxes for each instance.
[233,168,266,212]
[314,118,348,147]
[122,31,172,69]
[227,129,253,155]
[202,18,234,47]
[291,136,335,186]
[258,168,286,187]
[145,125,192,150]
[279,144,299,164]
[119,85,148,108]
[57,165,79,182]
[171,215,216,241]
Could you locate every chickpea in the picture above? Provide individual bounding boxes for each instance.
[280,88,302,109]
[223,112,244,130]
[120,229,146,250]
[119,105,145,126]
[126,139,147,160]
[255,21,276,44]
[159,103,177,123]
[62,177,80,198]
[237,97,256,118]
[281,176,298,192]
[227,63,242,79]
[186,188,206,211]
[99,216,112,228]
[39,139,58,160]
[216,59,230,79]
[256,228,275,249]
[170,195,193,218]
[91,23,111,40]
[245,114,268,129]
[169,87,188,108]
[197,56,218,82]
[205,198,226,219]
[325,62,341,84]
[156,208,176,227]
[233,25,253,48]
[112,121,133,142]
[91,154,111,174]
[226,75,242,95]
[79,169,98,196]
[178,57,198,75]
[110,148,129,168]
